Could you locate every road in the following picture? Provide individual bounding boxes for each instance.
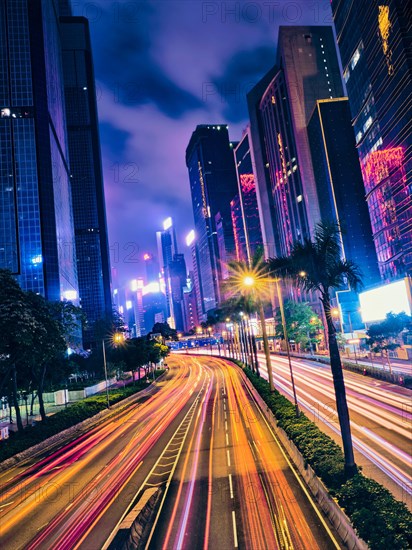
[0,356,340,549]
[191,348,411,507]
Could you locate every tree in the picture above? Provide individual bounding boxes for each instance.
[0,270,44,431]
[25,294,83,420]
[366,312,411,372]
[274,301,323,352]
[268,222,362,478]
[151,322,178,343]
[117,337,150,383]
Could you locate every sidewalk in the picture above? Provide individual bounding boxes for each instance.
[0,368,149,439]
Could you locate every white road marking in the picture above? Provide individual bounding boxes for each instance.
[232,510,238,548]
[225,420,228,432]
[226,433,229,446]
[227,449,231,467]
[228,474,234,499]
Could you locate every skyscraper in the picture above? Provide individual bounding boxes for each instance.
[230,194,247,263]
[332,0,412,280]
[60,15,112,348]
[156,217,178,326]
[308,99,380,287]
[233,129,263,262]
[143,252,159,284]
[256,27,344,257]
[247,66,280,259]
[169,253,187,332]
[185,125,238,317]
[186,230,203,322]
[0,0,79,303]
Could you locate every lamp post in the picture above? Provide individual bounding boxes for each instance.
[102,339,110,409]
[274,278,299,416]
[242,276,274,391]
[207,326,213,355]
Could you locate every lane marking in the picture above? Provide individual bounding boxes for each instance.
[228,474,234,499]
[243,378,341,549]
[227,449,231,467]
[232,510,238,548]
[224,411,227,420]
[226,433,229,446]
[225,420,228,432]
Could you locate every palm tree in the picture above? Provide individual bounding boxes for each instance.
[268,222,362,478]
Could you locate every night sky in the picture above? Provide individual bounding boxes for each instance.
[72,0,333,284]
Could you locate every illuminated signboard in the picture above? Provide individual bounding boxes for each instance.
[359,279,411,323]
[186,230,195,247]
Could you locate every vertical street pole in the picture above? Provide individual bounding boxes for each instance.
[102,339,110,409]
[275,279,299,416]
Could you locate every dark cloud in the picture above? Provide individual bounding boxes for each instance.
[89,3,202,117]
[99,121,131,158]
[211,46,275,122]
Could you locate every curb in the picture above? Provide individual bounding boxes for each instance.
[0,373,166,472]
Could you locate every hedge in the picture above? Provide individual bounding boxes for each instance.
[238,362,412,549]
[0,371,164,463]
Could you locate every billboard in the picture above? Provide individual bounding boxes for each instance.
[359,278,411,323]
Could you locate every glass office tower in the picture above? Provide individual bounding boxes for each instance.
[60,15,112,347]
[233,130,263,263]
[332,0,412,280]
[186,125,238,317]
[0,0,79,303]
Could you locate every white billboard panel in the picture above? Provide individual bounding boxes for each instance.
[359,279,411,323]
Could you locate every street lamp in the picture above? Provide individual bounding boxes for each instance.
[242,275,273,392]
[274,278,299,416]
[102,339,110,409]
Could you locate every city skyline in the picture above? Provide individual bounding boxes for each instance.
[69,0,336,284]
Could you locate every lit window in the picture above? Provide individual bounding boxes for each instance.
[363,116,373,133]
[356,131,363,143]
[350,46,361,70]
[297,195,302,202]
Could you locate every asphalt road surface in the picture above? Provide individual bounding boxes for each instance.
[0,356,342,549]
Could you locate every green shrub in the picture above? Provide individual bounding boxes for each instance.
[338,475,412,549]
[0,380,149,463]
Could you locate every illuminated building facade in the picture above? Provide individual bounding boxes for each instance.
[186,230,203,321]
[169,253,187,332]
[257,27,344,257]
[233,130,263,262]
[143,253,159,284]
[156,217,178,324]
[186,125,238,318]
[61,15,112,347]
[332,0,412,279]
[183,273,199,333]
[0,0,79,303]
[308,99,380,287]
[230,194,247,262]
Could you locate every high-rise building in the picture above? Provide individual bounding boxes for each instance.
[183,273,199,333]
[0,0,79,303]
[247,66,280,259]
[308,98,382,331]
[230,194,247,262]
[257,27,344,257]
[233,129,263,262]
[185,125,238,317]
[60,15,112,348]
[156,217,178,324]
[169,253,187,332]
[332,0,412,280]
[186,230,203,322]
[308,99,381,286]
[143,252,159,284]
